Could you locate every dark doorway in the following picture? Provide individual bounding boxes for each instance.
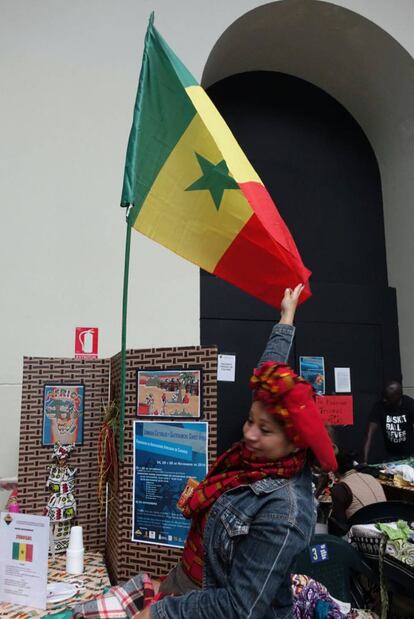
[200,72,400,462]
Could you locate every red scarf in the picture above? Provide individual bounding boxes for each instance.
[180,440,306,586]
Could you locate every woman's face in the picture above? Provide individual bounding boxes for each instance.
[243,400,296,461]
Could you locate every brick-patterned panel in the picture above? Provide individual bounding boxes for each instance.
[106,346,217,583]
[18,357,110,553]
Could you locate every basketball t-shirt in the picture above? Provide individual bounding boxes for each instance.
[370,395,414,457]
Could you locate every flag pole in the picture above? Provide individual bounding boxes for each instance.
[118,14,153,460]
[119,211,132,461]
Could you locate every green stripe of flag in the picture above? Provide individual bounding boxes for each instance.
[121,14,198,223]
[12,542,20,560]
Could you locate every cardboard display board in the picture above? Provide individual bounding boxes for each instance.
[17,347,217,584]
[18,357,110,553]
[106,346,218,583]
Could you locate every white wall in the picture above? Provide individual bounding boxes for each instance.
[0,0,271,506]
[1,0,413,505]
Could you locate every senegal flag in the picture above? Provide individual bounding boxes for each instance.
[12,542,33,562]
[121,15,311,308]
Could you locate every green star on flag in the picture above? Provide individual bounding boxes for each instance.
[185,153,239,210]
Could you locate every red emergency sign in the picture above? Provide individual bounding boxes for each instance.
[75,327,98,359]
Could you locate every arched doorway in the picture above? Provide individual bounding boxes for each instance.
[200,1,414,460]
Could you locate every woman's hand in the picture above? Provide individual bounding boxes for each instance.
[132,607,152,619]
[279,284,304,325]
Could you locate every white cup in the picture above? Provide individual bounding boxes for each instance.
[66,547,84,575]
[68,526,84,551]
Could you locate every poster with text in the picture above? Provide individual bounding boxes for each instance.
[132,421,208,548]
[137,369,201,417]
[0,512,49,609]
[299,356,325,395]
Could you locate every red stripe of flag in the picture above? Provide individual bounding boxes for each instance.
[26,544,33,562]
[214,183,311,308]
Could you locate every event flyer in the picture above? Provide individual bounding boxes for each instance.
[299,356,325,395]
[0,512,49,610]
[132,421,208,548]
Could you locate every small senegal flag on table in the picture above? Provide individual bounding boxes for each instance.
[121,14,311,309]
[12,541,33,562]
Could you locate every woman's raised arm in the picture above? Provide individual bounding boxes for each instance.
[258,283,304,366]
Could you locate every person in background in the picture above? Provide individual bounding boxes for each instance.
[329,449,386,535]
[363,380,414,463]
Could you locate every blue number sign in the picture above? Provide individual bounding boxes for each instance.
[309,543,329,563]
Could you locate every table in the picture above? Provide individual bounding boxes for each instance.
[379,479,414,503]
[0,551,110,618]
[349,523,414,595]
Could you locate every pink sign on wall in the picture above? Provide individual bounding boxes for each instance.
[75,327,98,359]
[315,395,353,426]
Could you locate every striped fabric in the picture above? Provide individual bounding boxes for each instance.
[73,573,155,618]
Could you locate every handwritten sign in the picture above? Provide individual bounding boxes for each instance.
[315,395,353,425]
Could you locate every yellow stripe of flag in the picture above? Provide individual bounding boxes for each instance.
[18,544,26,561]
[185,86,262,184]
[134,110,253,272]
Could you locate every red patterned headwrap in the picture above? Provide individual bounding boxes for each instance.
[250,361,337,473]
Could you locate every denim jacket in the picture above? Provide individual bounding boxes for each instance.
[151,324,315,619]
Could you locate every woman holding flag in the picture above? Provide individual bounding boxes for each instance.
[72,18,331,619]
[135,283,338,619]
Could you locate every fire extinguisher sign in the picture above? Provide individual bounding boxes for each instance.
[75,327,99,359]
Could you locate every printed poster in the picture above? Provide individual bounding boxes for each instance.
[217,354,236,382]
[137,369,201,417]
[42,384,84,446]
[0,512,49,610]
[132,421,208,548]
[334,367,351,393]
[299,356,325,395]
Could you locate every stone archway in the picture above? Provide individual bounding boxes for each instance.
[202,0,414,392]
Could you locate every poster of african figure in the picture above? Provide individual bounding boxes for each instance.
[42,384,85,446]
[137,369,201,418]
